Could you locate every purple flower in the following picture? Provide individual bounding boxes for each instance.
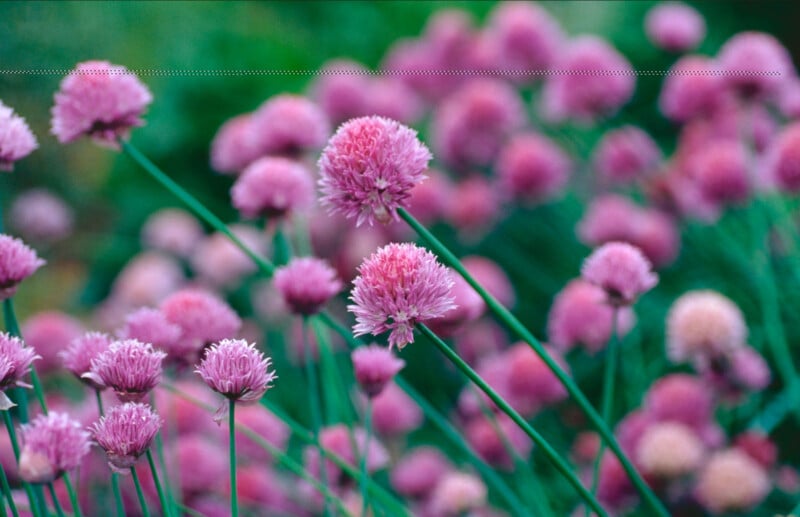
[196,339,276,402]
[231,157,314,219]
[60,332,112,389]
[659,56,722,122]
[0,234,45,300]
[251,94,330,156]
[51,60,153,147]
[592,126,661,184]
[0,332,39,409]
[19,412,90,484]
[349,242,456,349]
[318,116,432,226]
[717,32,793,100]
[9,189,74,243]
[351,345,405,398]
[84,339,166,402]
[117,307,182,354]
[210,113,262,175]
[645,2,705,52]
[485,2,563,77]
[0,101,38,171]
[495,132,571,203]
[91,402,163,473]
[581,242,658,306]
[273,257,342,316]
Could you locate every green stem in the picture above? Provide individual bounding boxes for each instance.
[302,318,330,516]
[0,462,16,517]
[95,391,125,517]
[417,324,607,517]
[399,208,666,517]
[359,402,371,517]
[34,488,48,517]
[228,402,238,517]
[146,450,171,517]
[46,484,63,517]
[130,467,151,517]
[61,478,80,517]
[3,411,41,517]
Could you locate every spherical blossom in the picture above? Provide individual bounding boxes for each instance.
[85,339,166,402]
[432,79,525,168]
[778,78,800,119]
[729,347,771,391]
[427,273,485,336]
[231,157,314,220]
[366,78,424,125]
[636,422,704,478]
[541,36,635,123]
[391,447,452,499]
[690,141,750,204]
[0,234,45,300]
[110,251,184,307]
[349,242,456,349]
[465,413,532,469]
[170,434,228,497]
[209,113,262,174]
[318,116,432,226]
[616,410,655,456]
[462,256,515,308]
[141,208,203,258]
[311,60,371,125]
[495,132,571,202]
[196,339,276,402]
[308,425,389,483]
[90,402,162,473]
[19,412,90,484]
[717,32,793,99]
[9,189,74,243]
[60,332,112,389]
[735,432,777,469]
[371,381,423,436]
[234,404,290,464]
[645,2,705,52]
[446,176,500,238]
[429,471,487,516]
[593,126,661,184]
[666,290,746,363]
[0,100,38,171]
[190,226,266,289]
[695,449,770,514]
[659,56,722,122]
[644,374,713,430]
[117,307,181,354]
[405,170,453,226]
[486,2,563,78]
[22,311,84,374]
[251,94,330,156]
[581,242,658,306]
[51,60,153,146]
[765,122,800,193]
[351,345,405,398]
[547,279,634,353]
[597,451,635,509]
[506,343,567,410]
[0,332,39,407]
[273,257,342,315]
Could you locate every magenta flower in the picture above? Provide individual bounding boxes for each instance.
[486,2,563,78]
[645,2,705,52]
[659,56,722,122]
[349,243,456,349]
[10,189,74,243]
[231,157,314,219]
[84,339,166,402]
[196,339,276,402]
[0,332,40,409]
[581,242,658,306]
[765,122,800,193]
[717,32,793,99]
[251,94,330,156]
[141,208,203,258]
[495,132,571,203]
[372,381,423,436]
[60,331,112,389]
[90,402,162,473]
[22,311,83,374]
[210,113,262,175]
[311,60,371,125]
[19,412,90,484]
[0,234,45,300]
[117,307,182,354]
[690,141,750,205]
[273,257,342,315]
[593,126,661,184]
[0,100,38,171]
[391,447,452,499]
[695,449,770,514]
[318,116,432,226]
[351,345,405,398]
[51,60,153,146]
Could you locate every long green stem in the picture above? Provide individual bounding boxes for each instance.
[146,450,171,517]
[400,208,666,517]
[417,324,607,516]
[228,402,238,517]
[46,484,63,517]
[94,391,125,517]
[302,318,330,516]
[130,467,151,517]
[359,402,371,517]
[3,411,41,517]
[0,462,17,517]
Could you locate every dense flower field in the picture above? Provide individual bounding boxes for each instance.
[2,1,800,516]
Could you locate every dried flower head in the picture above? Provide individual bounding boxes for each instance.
[196,339,276,402]
[19,412,90,484]
[91,402,162,473]
[273,257,342,315]
[60,332,112,389]
[351,345,405,398]
[85,339,166,402]
[349,243,456,349]
[581,242,658,306]
[231,157,315,219]
[0,234,45,300]
[0,100,38,171]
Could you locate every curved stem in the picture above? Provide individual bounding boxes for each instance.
[417,323,608,517]
[146,450,171,517]
[130,467,151,517]
[228,402,238,517]
[45,484,63,517]
[400,208,666,517]
[359,402,371,517]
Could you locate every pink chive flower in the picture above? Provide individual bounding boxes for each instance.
[307,425,389,484]
[506,343,568,412]
[593,126,661,184]
[0,101,38,171]
[690,141,750,205]
[231,157,314,219]
[351,345,405,398]
[349,243,456,349]
[90,402,162,473]
[635,422,705,478]
[695,449,770,514]
[541,36,635,123]
[371,381,423,436]
[51,60,153,146]
[0,234,45,300]
[765,122,800,193]
[580,242,658,306]
[659,56,722,122]
[446,176,501,238]
[367,78,424,125]
[495,132,571,203]
[432,79,525,169]
[429,471,488,517]
[318,116,432,226]
[0,332,40,408]
[427,273,485,337]
[22,312,84,374]
[117,307,182,355]
[717,32,793,99]
[273,257,342,316]
[234,405,290,464]
[405,170,453,226]
[734,432,777,469]
[645,374,713,430]
[311,60,372,125]
[111,251,184,307]
[462,256,515,308]
[210,113,262,175]
[59,332,112,389]
[190,226,266,289]
[251,95,330,156]
[645,2,705,52]
[141,208,203,258]
[19,412,90,484]
[84,339,166,402]
[9,189,74,244]
[391,447,452,499]
[196,339,276,402]
[465,413,532,470]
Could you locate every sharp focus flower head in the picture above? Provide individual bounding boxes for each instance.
[581,241,658,306]
[351,345,405,398]
[273,257,342,316]
[0,332,40,406]
[59,331,112,388]
[195,339,276,402]
[19,412,90,484]
[0,234,45,300]
[84,339,166,402]
[0,100,38,171]
[91,402,163,473]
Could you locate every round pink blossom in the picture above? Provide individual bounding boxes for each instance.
[60,332,112,389]
[90,402,162,473]
[51,60,153,146]
[251,94,330,156]
[645,374,713,430]
[635,422,704,478]
[391,447,452,499]
[170,434,228,497]
[729,347,771,392]
[311,60,372,125]
[486,2,563,78]
[111,252,184,308]
[210,113,262,175]
[349,242,456,349]
[141,208,203,258]
[22,311,84,374]
[695,449,770,514]
[541,36,635,123]
[581,242,658,306]
[734,432,777,469]
[234,404,290,464]
[0,234,45,300]
[659,56,722,122]
[778,77,800,119]
[495,132,571,202]
[717,31,793,99]
[465,412,532,470]
[9,189,74,243]
[0,332,40,401]
[427,273,485,337]
[117,308,182,355]
[462,256,515,308]
[319,116,431,226]
[273,257,342,315]
[506,342,568,407]
[308,425,389,483]
[367,78,424,125]
[19,412,90,484]
[690,141,750,204]
[765,122,800,193]
[85,339,166,402]
[429,471,487,516]
[593,126,661,184]
[351,345,405,398]
[196,339,276,402]
[231,157,314,219]
[0,100,38,171]
[371,381,423,436]
[645,2,705,52]
[190,226,266,289]
[405,170,453,226]
[446,176,500,237]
